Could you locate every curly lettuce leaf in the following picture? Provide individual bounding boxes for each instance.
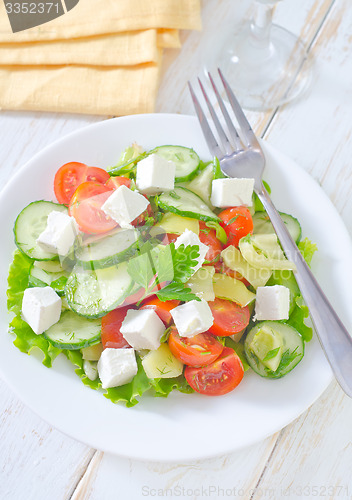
[7,251,61,367]
[150,375,193,397]
[7,250,32,315]
[298,237,318,267]
[10,315,61,368]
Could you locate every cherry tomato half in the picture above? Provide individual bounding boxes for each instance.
[218,207,253,247]
[69,181,117,234]
[208,298,250,336]
[101,306,131,349]
[184,347,244,395]
[54,162,110,205]
[140,297,180,326]
[168,327,223,367]
[199,222,222,263]
[105,176,131,190]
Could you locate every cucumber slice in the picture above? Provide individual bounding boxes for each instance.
[44,310,101,349]
[253,212,302,243]
[14,201,68,261]
[75,228,138,269]
[157,187,219,222]
[151,145,200,182]
[244,321,304,378]
[29,265,68,296]
[179,163,214,206]
[65,262,134,318]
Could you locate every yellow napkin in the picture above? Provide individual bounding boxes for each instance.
[0,29,180,66]
[0,60,162,115]
[0,0,201,41]
[0,0,201,116]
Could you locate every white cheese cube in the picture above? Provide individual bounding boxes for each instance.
[36,210,78,256]
[101,185,150,228]
[120,309,165,350]
[255,285,290,321]
[174,229,209,275]
[170,299,214,338]
[136,154,176,195]
[97,348,137,389]
[21,286,61,335]
[210,178,255,207]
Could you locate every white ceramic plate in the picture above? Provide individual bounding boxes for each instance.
[0,114,351,462]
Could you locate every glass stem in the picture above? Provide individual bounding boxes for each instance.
[249,1,276,49]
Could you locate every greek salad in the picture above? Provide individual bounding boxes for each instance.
[7,144,317,406]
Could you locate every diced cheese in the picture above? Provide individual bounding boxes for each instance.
[170,299,214,338]
[97,348,137,389]
[101,185,149,228]
[255,285,290,320]
[136,154,176,195]
[174,229,209,275]
[210,178,255,207]
[36,210,78,256]
[120,309,165,350]
[21,286,61,335]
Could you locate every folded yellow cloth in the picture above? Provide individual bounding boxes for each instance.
[0,0,201,116]
[0,0,201,41]
[0,60,162,115]
[0,29,180,66]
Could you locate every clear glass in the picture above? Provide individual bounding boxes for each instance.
[203,0,312,111]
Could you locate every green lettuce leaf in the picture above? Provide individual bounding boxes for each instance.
[150,375,193,397]
[7,251,62,367]
[298,237,318,267]
[286,295,313,342]
[7,250,32,315]
[65,350,152,407]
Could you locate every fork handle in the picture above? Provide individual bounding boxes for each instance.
[257,185,352,397]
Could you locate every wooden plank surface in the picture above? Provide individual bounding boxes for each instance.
[1,0,351,498]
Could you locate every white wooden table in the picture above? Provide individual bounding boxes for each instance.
[1,0,352,498]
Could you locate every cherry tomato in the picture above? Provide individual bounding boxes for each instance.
[69,181,117,234]
[101,306,132,349]
[208,298,250,336]
[132,195,154,227]
[105,176,131,190]
[168,327,223,367]
[218,207,253,247]
[140,297,180,326]
[54,162,110,205]
[199,222,222,263]
[184,347,244,395]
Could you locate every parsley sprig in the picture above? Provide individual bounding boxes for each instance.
[126,241,201,303]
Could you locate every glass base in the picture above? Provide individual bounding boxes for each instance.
[203,23,312,111]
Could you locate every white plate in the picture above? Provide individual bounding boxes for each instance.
[0,114,351,462]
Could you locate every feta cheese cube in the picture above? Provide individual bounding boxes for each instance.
[101,185,150,228]
[36,210,78,256]
[170,299,214,338]
[255,285,290,321]
[136,154,176,195]
[97,348,137,389]
[174,229,209,274]
[120,309,165,350]
[21,286,61,335]
[210,178,255,207]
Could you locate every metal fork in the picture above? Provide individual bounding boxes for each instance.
[189,69,352,398]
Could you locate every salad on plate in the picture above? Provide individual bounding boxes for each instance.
[7,143,317,407]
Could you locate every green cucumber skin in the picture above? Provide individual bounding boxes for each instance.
[253,211,302,244]
[244,321,304,379]
[65,266,134,319]
[151,145,200,182]
[75,241,138,270]
[14,200,68,261]
[157,187,219,223]
[43,311,101,349]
